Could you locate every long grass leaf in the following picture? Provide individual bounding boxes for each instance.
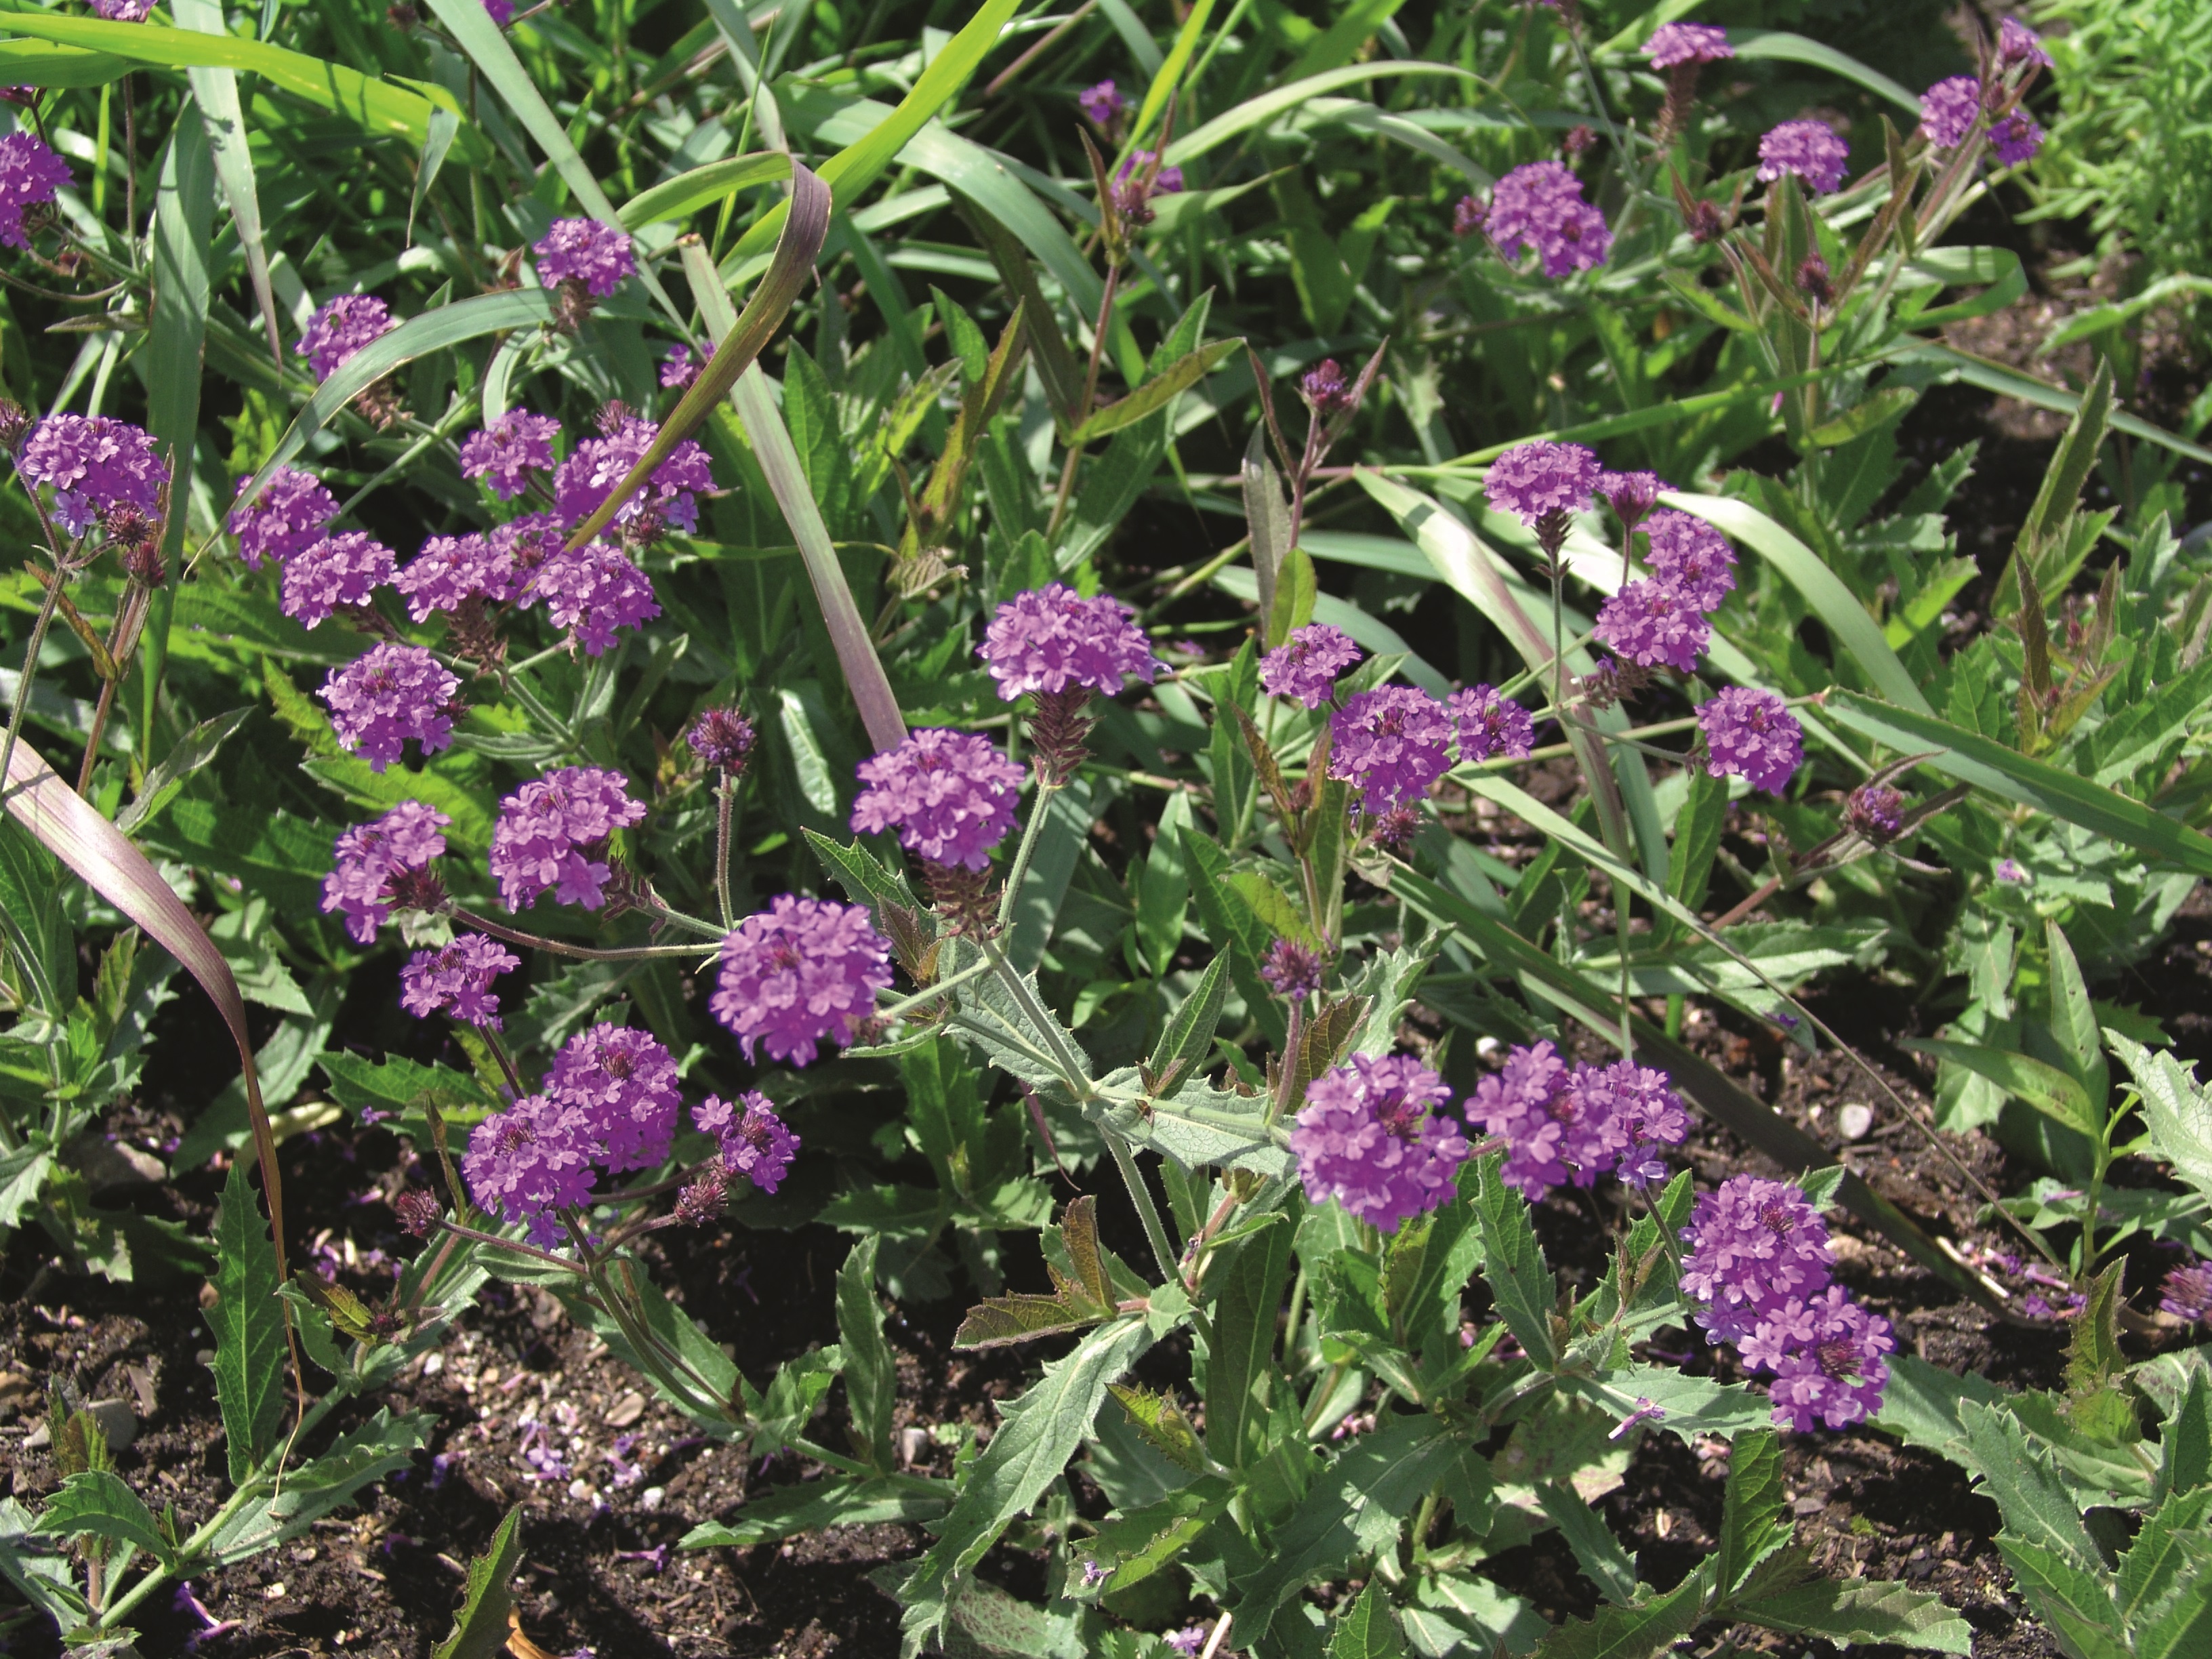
[1901,345,2212,467]
[1124,0,1216,159]
[173,0,279,361]
[1165,64,1477,166]
[0,38,127,86]
[621,152,792,231]
[1728,30,1921,117]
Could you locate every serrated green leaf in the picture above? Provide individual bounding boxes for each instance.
[2130,1536,2212,1659]
[431,1502,523,1659]
[1204,1204,1294,1467]
[1076,1476,1233,1601]
[1330,1580,1409,1658]
[2156,1367,2211,1501]
[680,1476,951,1549]
[1107,1383,1208,1475]
[1474,1154,1557,1368]
[1961,1401,2104,1573]
[2116,1488,2212,1633]
[837,1237,896,1471]
[1901,1037,2097,1136]
[1716,1428,1790,1595]
[35,1471,169,1563]
[1991,1533,2128,1659]
[1532,1568,1708,1659]
[1145,948,1228,1099]
[1727,1563,1974,1653]
[1537,1484,1639,1605]
[207,1409,432,1565]
[2109,1032,2212,1209]
[208,1153,286,1485]
[1565,1363,1773,1446]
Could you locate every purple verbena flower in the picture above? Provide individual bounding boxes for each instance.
[1999,18,2051,69]
[91,0,154,16]
[1699,686,1804,794]
[1448,684,1535,764]
[1759,1285,1894,1431]
[320,644,460,772]
[1642,510,1736,610]
[483,0,515,25]
[321,800,450,944]
[1645,22,1732,67]
[979,583,1160,701]
[394,531,516,621]
[1597,468,1668,529]
[712,895,893,1067]
[660,342,712,391]
[1261,937,1324,1001]
[464,1092,598,1240]
[18,413,168,539]
[1577,1058,1690,1187]
[1920,76,1982,149]
[697,1091,800,1193]
[1467,1040,1572,1196]
[1485,160,1613,276]
[553,416,712,535]
[1595,579,1710,673]
[514,539,659,655]
[1291,1054,1467,1232]
[1258,623,1361,709]
[1679,1174,1836,1344]
[2159,1259,2212,1326]
[401,934,520,1027]
[281,530,397,628]
[1988,112,2043,167]
[1166,1630,1208,1659]
[228,466,338,570]
[687,706,756,772]
[548,1023,681,1172]
[298,293,395,382]
[489,766,648,912]
[0,131,71,249]
[1468,1044,1687,1196]
[1078,79,1124,127]
[1757,121,1849,195]
[460,411,560,501]
[1452,194,1485,238]
[535,218,637,299]
[1327,685,1454,814]
[1484,439,1600,526]
[851,728,1026,873]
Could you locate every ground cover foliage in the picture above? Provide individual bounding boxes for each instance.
[0,0,2209,1654]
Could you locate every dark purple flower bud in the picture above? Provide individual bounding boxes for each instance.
[1370,806,1422,852]
[393,1189,441,1237]
[1299,358,1356,416]
[1797,254,1835,308]
[1563,124,1597,157]
[1261,937,1324,1001]
[1452,194,1486,239]
[674,1161,729,1227]
[687,705,756,773]
[1843,783,1904,844]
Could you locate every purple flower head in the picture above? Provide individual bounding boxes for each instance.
[1484,439,1600,527]
[18,413,168,536]
[1996,857,2029,884]
[851,728,1026,873]
[1166,1631,1208,1659]
[1596,579,1710,673]
[1843,782,1905,844]
[1261,937,1324,1001]
[554,416,712,536]
[464,1092,598,1240]
[1999,18,2051,69]
[91,0,153,16]
[489,766,648,912]
[2159,1259,2212,1326]
[1485,160,1612,276]
[697,1091,801,1194]
[1760,1286,1894,1431]
[1452,194,1485,239]
[534,218,637,299]
[1259,623,1361,709]
[1642,510,1736,611]
[1988,112,2043,167]
[1597,468,1667,529]
[1679,1174,1835,1344]
[980,583,1160,701]
[320,644,460,772]
[483,0,515,23]
[401,934,520,1027]
[1920,76,1982,149]
[548,1023,681,1172]
[321,800,450,944]
[228,467,338,571]
[514,539,659,655]
[394,531,516,621]
[1467,1040,1573,1196]
[1448,684,1535,764]
[1118,150,1185,196]
[1078,79,1124,127]
[659,341,712,391]
[1327,685,1454,814]
[687,706,756,772]
[0,131,71,249]
[1645,22,1732,68]
[298,293,395,382]
[281,531,397,628]
[1699,687,1804,794]
[1757,121,1849,195]
[1468,1044,1687,1196]
[712,895,893,1067]
[1300,359,1357,416]
[460,411,560,501]
[1291,1053,1467,1231]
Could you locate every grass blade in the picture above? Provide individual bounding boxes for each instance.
[174,0,280,361]
[1165,64,1477,167]
[1727,30,1921,117]
[0,39,129,85]
[621,152,792,231]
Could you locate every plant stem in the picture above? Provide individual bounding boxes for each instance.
[997,779,1063,930]
[875,955,995,1023]
[446,905,716,962]
[1108,1133,1180,1286]
[713,777,735,931]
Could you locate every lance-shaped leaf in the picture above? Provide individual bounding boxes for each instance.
[621,152,793,231]
[1071,338,1243,445]
[1902,1038,2098,1137]
[1715,1429,1790,1595]
[1143,950,1229,1099]
[956,1195,1115,1348]
[900,300,1029,561]
[1725,1550,1973,1652]
[432,1503,524,1659]
[1475,1153,1558,1368]
[838,1236,897,1470]
[210,1154,287,1483]
[2110,1033,2212,1209]
[1999,356,2114,616]
[1107,1382,1208,1474]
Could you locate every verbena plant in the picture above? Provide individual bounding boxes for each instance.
[0,2,2209,1655]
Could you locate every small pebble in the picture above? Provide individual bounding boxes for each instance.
[1839,1102,1875,1140]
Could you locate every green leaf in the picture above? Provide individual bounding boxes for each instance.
[1330,1580,1409,1659]
[1727,1562,1974,1653]
[1229,1414,1450,1642]
[1531,1568,1708,1659]
[2043,922,2110,1112]
[1901,1038,2098,1136]
[897,1319,1151,1656]
[1075,1476,1233,1601]
[0,1496,88,1629]
[1715,1428,1790,1595]
[621,152,792,230]
[1144,948,1227,1099]
[1961,1401,2104,1573]
[1204,1206,1294,1467]
[115,706,249,835]
[1537,1484,1639,1605]
[2116,1489,2212,1635]
[1727,30,1920,114]
[1166,64,1477,165]
[1990,1534,2129,1659]
[208,1153,286,1485]
[956,1196,1116,1349]
[2155,1368,2211,1502]
[837,1236,896,1472]
[147,89,212,593]
[1072,339,1242,444]
[1659,767,1726,945]
[1266,544,1320,653]
[1564,1364,1774,1446]
[35,1470,170,1562]
[1107,1382,1209,1475]
[1805,386,1919,449]
[680,1477,951,1549]
[2108,1033,2212,1208]
[1904,344,2212,468]
[2006,358,2114,613]
[431,1502,524,1659]
[1827,691,2212,877]
[206,1409,432,1565]
[1474,1153,1557,1368]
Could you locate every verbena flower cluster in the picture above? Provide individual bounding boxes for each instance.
[534,218,637,298]
[460,411,560,500]
[554,415,713,534]
[1448,684,1536,763]
[1259,623,1362,709]
[321,801,449,943]
[281,530,398,628]
[851,727,1027,872]
[1328,685,1457,814]
[228,467,339,570]
[320,643,460,771]
[1484,438,1601,527]
[0,131,70,249]
[979,583,1160,699]
[1291,1054,1468,1232]
[17,414,167,536]
[1699,685,1805,795]
[1757,121,1849,195]
[1680,1174,1896,1431]
[298,293,395,382]
[401,934,520,1027]
[1466,1041,1689,1197]
[1644,22,1731,67]
[697,1092,800,1195]
[1483,160,1612,277]
[489,766,649,912]
[712,895,893,1067]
